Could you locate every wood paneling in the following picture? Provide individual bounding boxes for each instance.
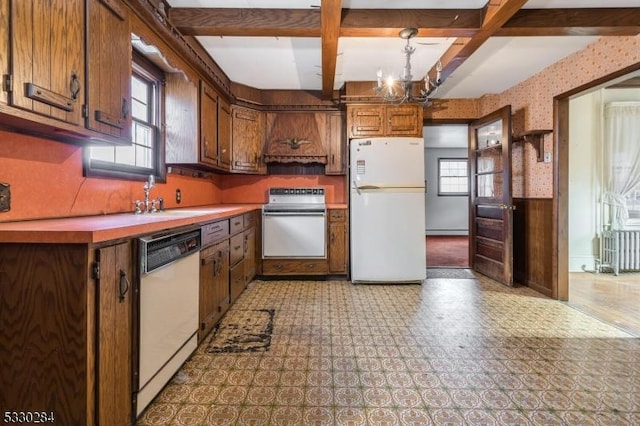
[0,244,90,425]
[513,198,553,296]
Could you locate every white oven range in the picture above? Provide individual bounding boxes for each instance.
[262,187,326,259]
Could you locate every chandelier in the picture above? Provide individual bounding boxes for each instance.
[375,28,442,105]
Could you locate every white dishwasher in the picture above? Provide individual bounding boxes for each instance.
[136,228,200,416]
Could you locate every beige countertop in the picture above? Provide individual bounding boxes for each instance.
[0,203,349,244]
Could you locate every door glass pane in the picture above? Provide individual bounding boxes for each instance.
[476,171,503,198]
[476,119,502,149]
[476,147,502,173]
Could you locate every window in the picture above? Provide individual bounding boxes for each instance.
[85,52,165,181]
[438,158,468,196]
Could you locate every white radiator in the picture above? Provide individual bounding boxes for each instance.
[602,229,640,275]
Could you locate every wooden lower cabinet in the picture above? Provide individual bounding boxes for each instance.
[328,208,349,275]
[230,261,245,304]
[262,258,329,275]
[0,240,133,425]
[96,241,134,426]
[244,226,256,283]
[198,211,259,337]
[199,239,229,341]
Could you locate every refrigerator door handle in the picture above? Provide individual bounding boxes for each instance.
[353,181,381,194]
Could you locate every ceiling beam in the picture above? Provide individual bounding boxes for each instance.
[425,0,528,86]
[170,7,640,38]
[321,0,342,99]
[339,9,482,38]
[497,8,640,36]
[168,8,321,37]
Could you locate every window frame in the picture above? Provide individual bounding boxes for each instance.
[83,50,166,183]
[437,157,469,197]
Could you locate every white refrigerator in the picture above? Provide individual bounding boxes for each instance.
[350,136,426,283]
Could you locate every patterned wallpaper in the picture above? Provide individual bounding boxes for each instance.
[479,35,640,198]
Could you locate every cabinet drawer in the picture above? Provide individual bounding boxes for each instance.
[230,262,245,304]
[202,220,229,247]
[229,233,244,266]
[329,209,346,222]
[230,215,244,235]
[262,259,328,275]
[243,211,257,228]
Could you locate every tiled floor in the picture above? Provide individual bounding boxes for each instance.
[136,274,640,425]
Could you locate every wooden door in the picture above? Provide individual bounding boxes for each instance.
[469,105,514,285]
[96,241,133,426]
[86,0,131,142]
[200,80,219,166]
[10,0,84,125]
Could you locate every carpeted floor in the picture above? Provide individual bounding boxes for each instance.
[426,236,469,268]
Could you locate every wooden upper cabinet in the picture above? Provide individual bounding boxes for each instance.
[218,97,232,170]
[200,80,219,166]
[86,0,131,143]
[231,105,265,174]
[325,111,346,175]
[347,104,423,138]
[0,0,9,106]
[386,104,423,136]
[165,73,199,164]
[348,104,384,138]
[8,0,85,125]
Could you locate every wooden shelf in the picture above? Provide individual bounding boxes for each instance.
[512,130,552,162]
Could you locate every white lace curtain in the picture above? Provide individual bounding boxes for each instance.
[602,102,640,229]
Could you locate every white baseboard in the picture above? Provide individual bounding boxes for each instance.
[426,230,469,236]
[569,256,597,272]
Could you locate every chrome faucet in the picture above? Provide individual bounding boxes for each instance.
[134,175,162,214]
[143,175,155,213]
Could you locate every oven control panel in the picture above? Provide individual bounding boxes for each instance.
[267,187,325,205]
[268,188,324,196]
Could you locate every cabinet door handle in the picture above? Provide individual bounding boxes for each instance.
[70,71,81,100]
[119,269,130,302]
[122,97,129,119]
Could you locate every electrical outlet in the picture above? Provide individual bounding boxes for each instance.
[0,182,10,212]
[176,188,182,204]
[543,152,552,163]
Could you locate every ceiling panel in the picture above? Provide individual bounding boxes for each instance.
[436,36,600,99]
[197,36,322,90]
